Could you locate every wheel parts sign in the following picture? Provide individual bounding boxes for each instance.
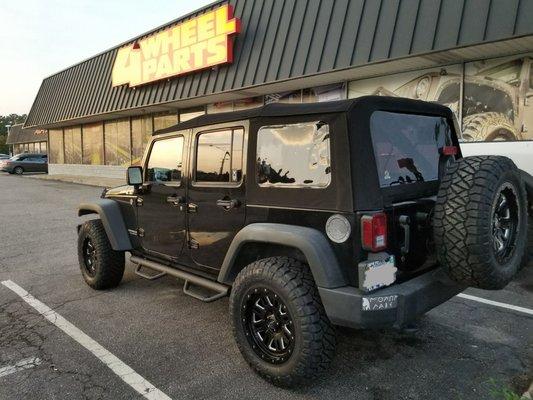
[112,5,241,87]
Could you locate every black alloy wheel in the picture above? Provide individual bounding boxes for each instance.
[492,183,519,264]
[243,287,295,364]
[82,238,97,277]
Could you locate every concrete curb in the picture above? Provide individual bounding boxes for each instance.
[18,173,124,188]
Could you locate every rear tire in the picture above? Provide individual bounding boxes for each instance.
[78,219,125,290]
[230,257,336,387]
[434,156,527,289]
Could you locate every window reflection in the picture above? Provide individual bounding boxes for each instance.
[82,123,104,165]
[370,111,451,187]
[147,136,184,184]
[52,139,61,159]
[131,116,153,165]
[257,122,331,188]
[196,129,244,183]
[104,119,131,166]
[64,126,82,164]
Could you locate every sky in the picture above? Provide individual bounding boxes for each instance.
[0,0,214,116]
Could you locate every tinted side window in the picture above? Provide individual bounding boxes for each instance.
[256,121,331,188]
[146,136,184,184]
[196,128,244,183]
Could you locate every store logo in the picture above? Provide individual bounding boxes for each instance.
[112,5,241,87]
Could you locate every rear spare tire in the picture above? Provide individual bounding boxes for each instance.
[434,156,528,289]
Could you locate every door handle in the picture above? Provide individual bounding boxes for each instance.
[216,198,240,211]
[166,195,185,207]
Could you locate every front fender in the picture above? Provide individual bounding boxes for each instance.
[78,199,132,251]
[218,223,347,289]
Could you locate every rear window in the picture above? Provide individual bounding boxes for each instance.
[370,111,452,187]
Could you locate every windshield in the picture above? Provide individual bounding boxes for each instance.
[370,111,452,187]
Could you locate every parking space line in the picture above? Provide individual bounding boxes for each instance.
[457,293,533,316]
[0,357,42,378]
[1,280,172,400]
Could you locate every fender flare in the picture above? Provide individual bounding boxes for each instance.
[78,199,132,251]
[217,223,347,289]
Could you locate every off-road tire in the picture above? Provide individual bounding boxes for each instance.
[13,166,24,175]
[434,156,528,289]
[77,219,125,290]
[523,211,533,268]
[230,257,336,387]
[462,112,519,142]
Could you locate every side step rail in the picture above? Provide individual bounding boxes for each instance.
[134,265,166,280]
[130,256,229,302]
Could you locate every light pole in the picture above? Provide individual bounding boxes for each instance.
[5,125,11,155]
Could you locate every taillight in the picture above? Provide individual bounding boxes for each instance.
[361,213,387,252]
[440,146,458,156]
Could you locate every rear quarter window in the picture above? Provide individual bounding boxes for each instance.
[256,121,331,188]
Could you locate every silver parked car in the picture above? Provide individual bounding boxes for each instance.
[1,153,48,175]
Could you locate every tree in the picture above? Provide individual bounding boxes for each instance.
[0,114,27,154]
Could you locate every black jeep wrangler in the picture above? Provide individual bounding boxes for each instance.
[77,96,531,386]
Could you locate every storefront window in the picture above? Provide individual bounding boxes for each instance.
[104,119,131,166]
[64,126,82,164]
[233,97,263,111]
[131,116,153,165]
[462,54,533,142]
[303,83,346,103]
[179,107,205,122]
[40,142,47,153]
[207,101,234,114]
[349,65,462,119]
[82,123,104,165]
[265,91,302,104]
[48,129,64,164]
[153,113,178,131]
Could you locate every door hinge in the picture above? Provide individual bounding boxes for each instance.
[188,239,199,249]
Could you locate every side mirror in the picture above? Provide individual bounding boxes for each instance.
[127,166,143,186]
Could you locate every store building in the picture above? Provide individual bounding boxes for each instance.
[6,124,48,155]
[24,0,533,179]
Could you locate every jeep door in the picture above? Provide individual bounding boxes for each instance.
[186,122,247,271]
[136,132,188,260]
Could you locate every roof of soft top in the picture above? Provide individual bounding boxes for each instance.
[153,96,452,135]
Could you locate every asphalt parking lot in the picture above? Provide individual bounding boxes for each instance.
[0,173,531,400]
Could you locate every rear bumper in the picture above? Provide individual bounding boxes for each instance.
[319,268,464,329]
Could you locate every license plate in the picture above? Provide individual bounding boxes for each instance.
[358,256,397,293]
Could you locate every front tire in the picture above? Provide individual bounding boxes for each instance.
[13,166,23,175]
[230,257,336,387]
[78,219,125,290]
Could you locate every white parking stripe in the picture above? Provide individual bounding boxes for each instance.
[0,357,42,378]
[1,280,172,400]
[457,293,533,316]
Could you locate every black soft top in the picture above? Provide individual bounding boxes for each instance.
[153,96,453,136]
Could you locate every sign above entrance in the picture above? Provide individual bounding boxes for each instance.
[112,5,241,87]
